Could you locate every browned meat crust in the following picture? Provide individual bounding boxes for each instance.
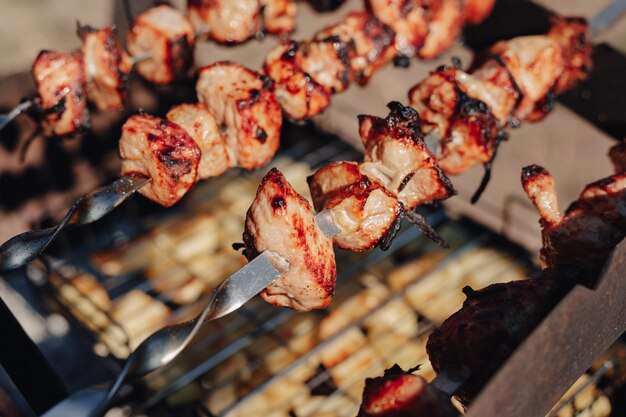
[243,168,337,311]
[426,273,575,406]
[32,50,89,137]
[358,365,460,417]
[119,114,200,207]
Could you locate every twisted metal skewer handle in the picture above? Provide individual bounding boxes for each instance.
[0,174,149,274]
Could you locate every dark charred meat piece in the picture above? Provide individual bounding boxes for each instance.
[418,0,464,59]
[308,161,402,252]
[166,103,233,179]
[409,67,502,175]
[357,365,460,417]
[78,24,128,111]
[127,4,195,85]
[32,50,89,137]
[243,168,337,311]
[522,164,626,284]
[359,102,454,209]
[188,0,261,43]
[263,40,332,120]
[299,37,355,94]
[609,141,626,174]
[463,0,496,25]
[315,11,396,85]
[306,0,346,12]
[427,274,575,406]
[261,0,297,35]
[366,0,429,58]
[196,61,282,170]
[119,114,200,207]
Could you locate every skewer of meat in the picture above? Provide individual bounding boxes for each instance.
[407,16,592,202]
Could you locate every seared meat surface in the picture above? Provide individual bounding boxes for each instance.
[78,24,127,111]
[243,169,337,311]
[427,273,574,406]
[119,114,200,207]
[299,37,354,94]
[308,161,402,251]
[196,62,282,170]
[32,50,89,137]
[315,11,396,85]
[358,365,460,417]
[263,40,332,120]
[522,163,626,283]
[188,0,260,43]
[463,0,496,24]
[127,4,195,85]
[261,0,297,35]
[166,103,233,179]
[418,0,464,59]
[359,102,454,209]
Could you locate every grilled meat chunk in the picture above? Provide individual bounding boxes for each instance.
[261,0,297,35]
[32,50,89,137]
[299,37,354,94]
[196,62,282,170]
[315,11,396,85]
[78,24,128,111]
[308,161,402,251]
[408,67,502,175]
[463,0,496,25]
[127,4,195,85]
[523,165,626,283]
[366,0,429,58]
[548,17,592,95]
[243,168,337,311]
[188,0,260,43]
[166,103,232,179]
[119,114,200,207]
[359,102,454,209]
[427,274,574,406]
[609,141,626,174]
[358,365,460,417]
[418,0,464,59]
[263,40,331,120]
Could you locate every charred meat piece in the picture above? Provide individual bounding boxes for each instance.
[548,17,592,95]
[243,168,337,311]
[488,34,565,121]
[315,11,396,85]
[308,161,402,252]
[366,0,429,58]
[409,67,503,175]
[166,103,233,179]
[196,61,282,170]
[427,274,575,406]
[358,365,460,417]
[127,4,195,85]
[261,0,297,35]
[470,58,522,124]
[78,24,128,111]
[609,141,626,174]
[418,0,464,59]
[119,114,200,207]
[299,37,355,94]
[463,0,496,25]
[359,102,454,210]
[306,0,346,12]
[523,165,626,282]
[188,0,260,43]
[263,40,331,120]
[32,50,89,137]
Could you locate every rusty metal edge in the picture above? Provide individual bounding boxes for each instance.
[465,238,626,417]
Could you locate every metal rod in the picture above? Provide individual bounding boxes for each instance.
[0,100,32,133]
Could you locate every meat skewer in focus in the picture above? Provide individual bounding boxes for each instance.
[408,17,592,202]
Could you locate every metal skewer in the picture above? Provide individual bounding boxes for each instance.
[0,174,149,274]
[0,100,33,132]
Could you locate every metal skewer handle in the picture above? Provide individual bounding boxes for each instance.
[0,100,33,132]
[0,174,149,274]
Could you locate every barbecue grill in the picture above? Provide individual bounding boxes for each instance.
[0,0,625,416]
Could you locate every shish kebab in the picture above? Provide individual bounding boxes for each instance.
[353,141,626,415]
[0,1,298,135]
[0,0,495,137]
